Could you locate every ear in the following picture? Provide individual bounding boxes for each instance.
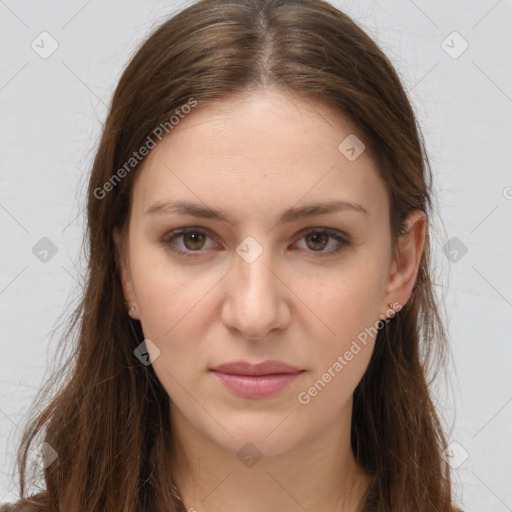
[381,210,427,315]
[113,226,140,320]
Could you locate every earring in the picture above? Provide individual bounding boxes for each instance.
[129,305,136,312]
[379,302,394,322]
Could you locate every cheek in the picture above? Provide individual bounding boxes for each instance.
[128,249,223,375]
[296,282,379,413]
[129,245,209,331]
[310,265,385,342]
[302,260,386,388]
[131,261,209,396]
[312,292,378,377]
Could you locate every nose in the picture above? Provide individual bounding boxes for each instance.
[220,244,291,342]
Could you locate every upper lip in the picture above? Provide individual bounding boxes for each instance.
[211,360,303,376]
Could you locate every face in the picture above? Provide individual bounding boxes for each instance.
[114,89,425,458]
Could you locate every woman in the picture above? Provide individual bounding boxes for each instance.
[2,0,464,510]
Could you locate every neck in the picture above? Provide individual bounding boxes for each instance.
[170,401,373,512]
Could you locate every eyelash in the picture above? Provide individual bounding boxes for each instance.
[159,226,351,258]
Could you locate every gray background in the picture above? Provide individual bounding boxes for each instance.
[1,1,511,510]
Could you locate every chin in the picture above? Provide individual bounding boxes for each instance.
[206,419,303,459]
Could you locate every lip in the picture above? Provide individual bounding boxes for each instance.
[211,360,303,376]
[210,371,304,399]
[209,360,305,399]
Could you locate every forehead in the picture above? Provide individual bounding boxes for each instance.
[131,90,388,222]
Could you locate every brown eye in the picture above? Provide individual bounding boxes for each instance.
[294,228,351,256]
[182,232,207,250]
[160,228,216,256]
[304,231,329,251]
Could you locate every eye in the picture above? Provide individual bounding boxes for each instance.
[293,228,351,256]
[160,227,217,256]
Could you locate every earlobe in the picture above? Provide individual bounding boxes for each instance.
[382,210,427,312]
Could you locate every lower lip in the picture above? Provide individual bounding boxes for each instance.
[210,370,304,399]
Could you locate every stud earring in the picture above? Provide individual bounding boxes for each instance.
[129,305,136,312]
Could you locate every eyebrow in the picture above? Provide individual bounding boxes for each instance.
[145,199,368,224]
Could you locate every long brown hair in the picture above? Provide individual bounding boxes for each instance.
[8,0,459,510]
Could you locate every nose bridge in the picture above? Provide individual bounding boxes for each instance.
[222,236,288,339]
[234,237,279,306]
[238,242,275,295]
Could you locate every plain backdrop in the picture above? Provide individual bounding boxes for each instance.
[1,1,511,510]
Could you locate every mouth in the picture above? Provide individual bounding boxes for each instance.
[209,366,305,399]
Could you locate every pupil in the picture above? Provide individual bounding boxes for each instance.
[308,232,327,250]
[185,232,204,249]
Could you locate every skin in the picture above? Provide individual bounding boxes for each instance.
[114,88,426,512]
